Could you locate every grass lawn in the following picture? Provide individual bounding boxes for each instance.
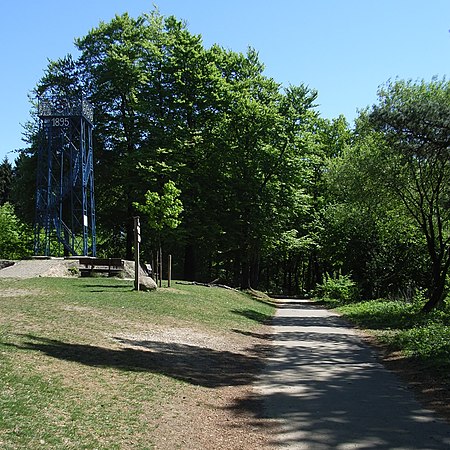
[0,277,275,449]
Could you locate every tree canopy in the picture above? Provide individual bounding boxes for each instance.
[6,10,450,313]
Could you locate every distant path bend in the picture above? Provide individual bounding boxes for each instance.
[256,298,450,449]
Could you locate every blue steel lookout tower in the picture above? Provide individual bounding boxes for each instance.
[34,94,96,257]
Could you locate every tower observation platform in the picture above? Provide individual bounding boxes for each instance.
[34,94,96,257]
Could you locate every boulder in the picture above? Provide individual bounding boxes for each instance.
[139,275,157,291]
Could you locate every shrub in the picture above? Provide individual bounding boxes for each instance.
[0,203,32,259]
[384,323,450,361]
[314,274,357,303]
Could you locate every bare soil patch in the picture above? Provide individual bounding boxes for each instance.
[112,326,278,449]
[0,288,44,298]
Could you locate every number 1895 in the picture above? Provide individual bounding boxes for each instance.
[52,117,70,127]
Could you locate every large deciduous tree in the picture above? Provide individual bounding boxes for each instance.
[209,54,318,288]
[28,9,319,290]
[75,13,156,259]
[367,78,450,311]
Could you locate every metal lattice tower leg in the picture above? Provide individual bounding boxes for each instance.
[34,95,96,257]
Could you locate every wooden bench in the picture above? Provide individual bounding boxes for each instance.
[79,258,124,277]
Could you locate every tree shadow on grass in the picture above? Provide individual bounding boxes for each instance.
[80,283,134,293]
[232,309,272,324]
[6,334,262,389]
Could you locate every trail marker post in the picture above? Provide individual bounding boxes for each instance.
[168,254,172,288]
[134,216,141,291]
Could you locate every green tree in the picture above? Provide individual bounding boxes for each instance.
[0,203,32,259]
[367,78,450,311]
[73,11,224,267]
[212,64,318,289]
[133,180,183,284]
[10,152,37,225]
[301,115,353,291]
[74,13,156,259]
[133,180,183,233]
[0,157,13,205]
[325,79,450,310]
[37,54,83,98]
[323,120,430,300]
[35,10,227,268]
[142,22,227,281]
[30,9,320,291]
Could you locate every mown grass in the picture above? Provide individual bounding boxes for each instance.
[0,277,274,449]
[317,296,450,376]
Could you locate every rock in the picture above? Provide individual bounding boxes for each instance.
[139,275,157,291]
[0,260,15,270]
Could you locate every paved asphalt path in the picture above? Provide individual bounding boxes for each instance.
[256,299,450,449]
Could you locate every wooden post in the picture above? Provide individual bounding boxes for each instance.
[134,216,140,291]
[159,247,163,288]
[168,254,172,288]
[152,254,156,284]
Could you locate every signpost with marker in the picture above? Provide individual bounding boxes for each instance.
[134,216,141,291]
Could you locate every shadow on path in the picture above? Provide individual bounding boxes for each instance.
[229,299,450,449]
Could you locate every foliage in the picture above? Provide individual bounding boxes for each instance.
[0,203,32,259]
[319,182,427,300]
[387,323,450,361]
[0,157,13,205]
[133,180,183,232]
[9,151,38,226]
[314,274,358,303]
[367,78,450,311]
[30,8,319,287]
[14,5,450,317]
[336,299,421,329]
[6,8,450,370]
[321,78,450,311]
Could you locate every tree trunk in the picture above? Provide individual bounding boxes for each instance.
[250,251,260,289]
[423,284,446,312]
[183,243,196,281]
[125,216,134,260]
[240,258,251,290]
[422,262,447,312]
[125,197,135,260]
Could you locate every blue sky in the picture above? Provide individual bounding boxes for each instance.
[1,0,450,163]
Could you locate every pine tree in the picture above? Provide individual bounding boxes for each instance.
[0,157,13,205]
